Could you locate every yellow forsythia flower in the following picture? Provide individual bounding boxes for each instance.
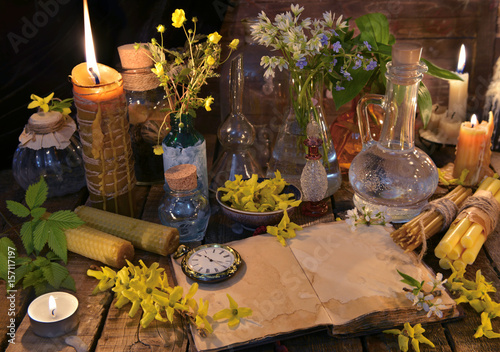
[213,294,252,328]
[151,62,164,77]
[156,24,165,33]
[204,97,214,111]
[228,39,239,50]
[208,32,222,44]
[28,92,54,112]
[172,9,186,28]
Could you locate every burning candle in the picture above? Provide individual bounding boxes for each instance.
[71,0,136,217]
[453,112,494,185]
[448,44,469,122]
[28,292,79,338]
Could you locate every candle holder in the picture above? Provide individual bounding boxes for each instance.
[28,292,79,338]
[72,63,137,217]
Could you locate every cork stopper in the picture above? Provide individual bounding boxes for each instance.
[392,43,422,66]
[164,164,198,191]
[117,44,153,69]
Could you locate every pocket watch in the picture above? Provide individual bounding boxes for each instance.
[173,244,243,283]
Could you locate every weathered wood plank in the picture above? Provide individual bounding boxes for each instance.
[5,253,114,352]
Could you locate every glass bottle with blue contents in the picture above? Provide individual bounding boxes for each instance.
[159,164,210,242]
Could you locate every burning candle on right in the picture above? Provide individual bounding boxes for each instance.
[448,44,469,122]
[453,112,494,185]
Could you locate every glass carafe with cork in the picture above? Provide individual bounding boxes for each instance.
[349,43,439,222]
[159,164,210,242]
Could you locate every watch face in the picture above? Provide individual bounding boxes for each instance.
[181,244,242,283]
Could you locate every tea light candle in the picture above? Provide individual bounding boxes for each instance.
[453,112,494,185]
[28,292,79,337]
[448,44,469,122]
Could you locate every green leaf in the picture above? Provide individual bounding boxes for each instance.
[356,13,391,48]
[421,58,462,81]
[417,83,433,128]
[397,270,423,289]
[31,207,46,220]
[46,224,67,264]
[33,220,49,252]
[22,268,44,288]
[14,262,34,285]
[60,274,76,291]
[47,210,84,229]
[25,177,48,210]
[15,256,32,265]
[32,256,50,268]
[328,67,374,109]
[20,221,35,255]
[0,237,16,281]
[6,200,30,218]
[34,282,51,297]
[42,262,69,288]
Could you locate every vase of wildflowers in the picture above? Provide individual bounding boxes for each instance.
[251,5,378,196]
[145,9,239,196]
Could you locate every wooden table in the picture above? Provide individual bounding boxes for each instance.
[2,150,500,352]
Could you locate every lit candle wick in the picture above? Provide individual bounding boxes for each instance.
[88,67,100,85]
[470,114,478,128]
[48,295,57,318]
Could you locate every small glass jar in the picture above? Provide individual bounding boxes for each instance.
[158,164,210,242]
[13,111,86,198]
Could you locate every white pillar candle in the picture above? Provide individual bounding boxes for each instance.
[448,44,469,122]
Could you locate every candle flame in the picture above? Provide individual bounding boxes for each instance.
[471,114,478,128]
[84,0,100,84]
[457,44,466,74]
[48,295,57,318]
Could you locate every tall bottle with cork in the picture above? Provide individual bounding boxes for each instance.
[349,43,439,222]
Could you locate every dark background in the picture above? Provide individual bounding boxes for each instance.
[0,0,230,170]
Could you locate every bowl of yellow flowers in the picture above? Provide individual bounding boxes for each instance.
[216,172,302,229]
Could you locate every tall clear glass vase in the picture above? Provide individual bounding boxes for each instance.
[267,69,341,197]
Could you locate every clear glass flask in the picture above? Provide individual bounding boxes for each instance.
[349,43,439,222]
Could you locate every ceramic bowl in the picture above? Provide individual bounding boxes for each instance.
[216,180,302,229]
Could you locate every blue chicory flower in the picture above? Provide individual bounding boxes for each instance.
[335,83,345,91]
[340,68,352,81]
[363,40,372,51]
[320,34,328,47]
[353,59,362,70]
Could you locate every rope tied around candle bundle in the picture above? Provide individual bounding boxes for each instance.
[457,189,500,237]
[416,197,460,261]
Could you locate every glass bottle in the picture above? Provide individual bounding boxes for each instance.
[300,120,328,217]
[12,111,86,198]
[209,54,263,192]
[349,43,439,222]
[162,114,208,197]
[158,164,210,243]
[267,69,341,197]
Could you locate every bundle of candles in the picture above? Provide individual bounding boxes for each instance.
[435,177,500,270]
[391,185,472,254]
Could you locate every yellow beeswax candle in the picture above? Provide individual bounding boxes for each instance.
[462,233,487,264]
[439,257,452,270]
[448,241,464,261]
[453,113,494,186]
[453,259,467,271]
[434,217,471,258]
[460,223,484,248]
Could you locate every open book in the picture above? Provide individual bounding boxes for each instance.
[172,221,459,352]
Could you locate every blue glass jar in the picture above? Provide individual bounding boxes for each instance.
[158,164,210,242]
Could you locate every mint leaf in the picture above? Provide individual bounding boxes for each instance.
[31,207,46,220]
[34,282,50,296]
[46,224,67,264]
[6,200,30,218]
[61,274,76,291]
[25,177,48,210]
[20,221,35,255]
[15,256,32,265]
[48,210,85,229]
[33,220,49,252]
